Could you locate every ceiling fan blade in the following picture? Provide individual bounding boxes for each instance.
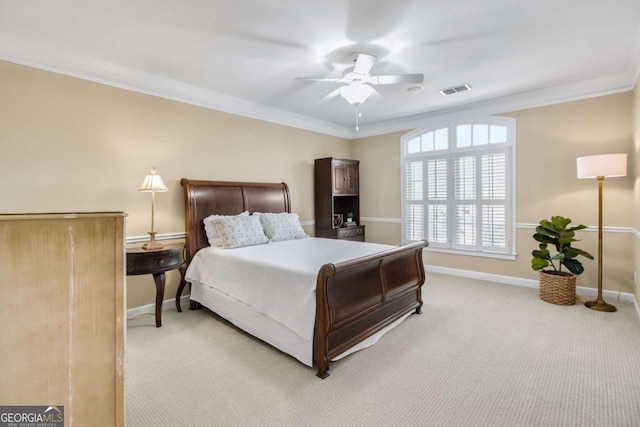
[353,54,376,75]
[370,74,424,85]
[318,88,343,104]
[368,86,383,101]
[295,77,343,82]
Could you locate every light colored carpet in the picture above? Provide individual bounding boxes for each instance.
[126,274,640,426]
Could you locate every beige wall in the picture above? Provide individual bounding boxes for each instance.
[2,59,637,308]
[0,60,350,309]
[352,131,405,245]
[353,92,635,294]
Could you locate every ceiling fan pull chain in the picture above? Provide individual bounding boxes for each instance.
[355,104,360,131]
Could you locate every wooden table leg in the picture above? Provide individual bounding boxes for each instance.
[152,272,165,327]
[175,265,187,312]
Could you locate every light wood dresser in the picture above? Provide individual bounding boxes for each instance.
[0,212,126,427]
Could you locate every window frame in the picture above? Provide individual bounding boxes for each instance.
[400,116,517,260]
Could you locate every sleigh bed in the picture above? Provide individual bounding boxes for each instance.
[177,179,427,378]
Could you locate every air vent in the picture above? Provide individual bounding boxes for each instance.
[440,84,471,96]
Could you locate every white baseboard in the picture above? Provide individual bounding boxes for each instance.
[426,265,639,313]
[426,265,538,289]
[126,268,640,322]
[127,295,191,320]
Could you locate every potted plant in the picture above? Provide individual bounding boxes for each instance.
[531,215,594,305]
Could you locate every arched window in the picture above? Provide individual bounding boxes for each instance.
[401,117,516,258]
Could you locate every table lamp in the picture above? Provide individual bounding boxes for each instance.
[138,167,169,250]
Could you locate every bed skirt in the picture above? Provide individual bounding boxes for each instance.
[190,281,412,367]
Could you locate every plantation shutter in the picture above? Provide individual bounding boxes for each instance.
[426,158,447,245]
[453,155,476,248]
[480,149,509,250]
[402,118,514,256]
[405,161,424,241]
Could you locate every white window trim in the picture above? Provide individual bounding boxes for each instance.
[400,116,517,259]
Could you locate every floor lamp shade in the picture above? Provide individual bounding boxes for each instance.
[576,153,627,179]
[575,153,627,312]
[139,167,169,250]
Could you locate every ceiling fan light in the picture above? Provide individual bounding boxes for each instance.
[340,83,373,104]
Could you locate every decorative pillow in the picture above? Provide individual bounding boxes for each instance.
[258,212,308,242]
[214,214,269,249]
[203,211,249,246]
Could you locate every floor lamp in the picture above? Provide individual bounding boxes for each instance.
[576,153,627,312]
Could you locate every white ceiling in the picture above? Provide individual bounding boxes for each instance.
[1,0,640,138]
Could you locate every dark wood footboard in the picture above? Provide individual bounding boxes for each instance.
[313,240,428,378]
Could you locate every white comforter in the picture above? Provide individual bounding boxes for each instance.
[185,237,392,341]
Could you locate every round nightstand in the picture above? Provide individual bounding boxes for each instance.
[126,243,186,327]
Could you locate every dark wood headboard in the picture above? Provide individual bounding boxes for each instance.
[180,179,291,263]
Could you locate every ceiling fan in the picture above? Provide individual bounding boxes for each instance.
[296,52,424,106]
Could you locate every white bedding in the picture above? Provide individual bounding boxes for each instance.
[185,237,393,342]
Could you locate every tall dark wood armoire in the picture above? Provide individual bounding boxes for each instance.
[314,157,365,241]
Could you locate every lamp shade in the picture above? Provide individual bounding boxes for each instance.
[576,153,627,179]
[138,167,169,192]
[340,83,374,105]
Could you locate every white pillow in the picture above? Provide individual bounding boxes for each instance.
[214,215,269,249]
[259,212,308,242]
[203,211,248,246]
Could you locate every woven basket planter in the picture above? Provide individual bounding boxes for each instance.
[539,271,576,305]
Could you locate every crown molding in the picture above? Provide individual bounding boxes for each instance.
[630,20,640,88]
[1,38,639,141]
[351,72,634,138]
[0,48,350,139]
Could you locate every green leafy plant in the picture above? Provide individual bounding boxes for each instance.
[531,216,594,275]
